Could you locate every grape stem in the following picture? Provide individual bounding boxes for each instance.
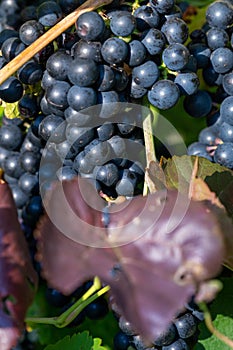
[26,276,110,328]
[0,0,113,85]
[142,97,159,195]
[200,302,233,349]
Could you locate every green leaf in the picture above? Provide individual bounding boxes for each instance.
[44,331,93,350]
[92,338,108,350]
[162,155,233,198]
[196,278,233,350]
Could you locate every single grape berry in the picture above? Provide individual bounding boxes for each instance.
[148,80,180,110]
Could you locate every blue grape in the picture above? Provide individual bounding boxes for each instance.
[132,61,159,88]
[0,76,23,103]
[141,28,166,55]
[161,17,188,44]
[67,85,97,111]
[223,72,233,96]
[206,27,229,50]
[97,64,115,92]
[71,40,102,62]
[188,42,211,69]
[149,0,175,14]
[210,48,233,74]
[206,1,233,29]
[128,40,146,67]
[219,122,233,142]
[162,43,190,71]
[46,80,71,109]
[101,37,128,65]
[67,57,99,86]
[110,11,136,37]
[214,143,233,168]
[19,20,44,45]
[76,11,105,41]
[46,50,72,81]
[133,5,160,30]
[184,90,212,118]
[148,79,180,110]
[174,72,199,95]
[187,142,212,161]
[198,126,217,145]
[37,1,62,27]
[220,96,233,125]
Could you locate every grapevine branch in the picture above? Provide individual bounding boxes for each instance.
[0,0,113,85]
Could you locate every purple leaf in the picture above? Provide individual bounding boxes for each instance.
[0,181,38,350]
[35,177,225,343]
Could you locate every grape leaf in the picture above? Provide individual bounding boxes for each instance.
[44,331,93,350]
[35,177,225,344]
[0,181,38,350]
[161,155,233,212]
[195,278,233,350]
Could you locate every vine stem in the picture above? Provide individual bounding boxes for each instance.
[200,302,233,349]
[0,0,113,85]
[26,277,110,328]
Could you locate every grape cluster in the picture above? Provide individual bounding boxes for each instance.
[112,297,204,350]
[186,1,233,169]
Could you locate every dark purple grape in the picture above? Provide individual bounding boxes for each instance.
[101,37,128,65]
[115,169,137,197]
[85,297,109,320]
[198,126,217,145]
[187,142,212,161]
[149,0,175,14]
[174,313,198,339]
[133,5,160,31]
[67,86,97,111]
[19,20,44,45]
[0,29,19,49]
[37,1,62,26]
[210,48,233,74]
[214,142,233,168]
[132,61,159,88]
[184,90,212,118]
[67,57,99,86]
[223,72,233,96]
[206,1,233,29]
[46,50,72,81]
[55,140,77,159]
[107,135,126,157]
[174,72,199,95]
[110,11,136,37]
[66,124,95,149]
[141,28,166,55]
[162,43,190,71]
[188,42,211,69]
[97,65,115,92]
[220,96,233,125]
[76,11,105,41]
[56,166,77,181]
[148,79,180,110]
[0,124,22,150]
[17,60,43,85]
[0,76,23,103]
[153,323,177,346]
[45,288,71,307]
[38,114,65,142]
[93,163,119,186]
[1,37,26,62]
[18,94,39,118]
[41,70,56,90]
[162,338,189,350]
[206,28,229,50]
[97,122,115,141]
[10,184,29,209]
[20,151,40,173]
[219,122,233,142]
[128,40,146,67]
[114,331,131,350]
[71,40,102,62]
[161,17,188,44]
[3,152,24,178]
[46,80,71,109]
[18,172,38,195]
